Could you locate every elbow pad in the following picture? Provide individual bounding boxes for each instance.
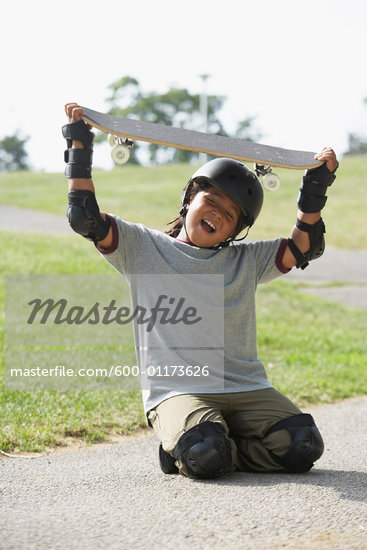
[288,218,325,270]
[67,190,111,243]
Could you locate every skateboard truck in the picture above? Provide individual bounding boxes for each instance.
[108,134,134,165]
[254,163,281,192]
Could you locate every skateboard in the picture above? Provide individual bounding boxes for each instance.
[81,106,322,191]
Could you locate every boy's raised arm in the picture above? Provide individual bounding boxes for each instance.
[282,147,339,270]
[63,103,113,249]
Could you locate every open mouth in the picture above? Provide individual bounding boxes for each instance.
[201,219,216,233]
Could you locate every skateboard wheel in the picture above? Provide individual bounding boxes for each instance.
[263,172,281,191]
[108,134,117,147]
[111,144,130,165]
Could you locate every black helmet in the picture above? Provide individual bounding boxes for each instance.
[185,158,263,228]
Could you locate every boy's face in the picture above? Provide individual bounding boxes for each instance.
[180,186,242,248]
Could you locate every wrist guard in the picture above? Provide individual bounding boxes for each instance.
[297,163,336,213]
[62,120,94,179]
[288,218,325,270]
[67,190,111,243]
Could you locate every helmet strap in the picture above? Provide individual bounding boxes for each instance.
[212,226,251,250]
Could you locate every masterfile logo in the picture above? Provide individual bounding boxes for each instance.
[5,274,225,391]
[26,295,202,332]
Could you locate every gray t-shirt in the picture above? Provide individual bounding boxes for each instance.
[98,215,289,413]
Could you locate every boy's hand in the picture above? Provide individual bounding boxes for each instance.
[64,103,92,149]
[65,103,85,123]
[314,147,339,172]
[64,103,92,129]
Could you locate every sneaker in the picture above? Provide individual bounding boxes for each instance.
[159,443,179,474]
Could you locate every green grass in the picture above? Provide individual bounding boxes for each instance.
[1,231,366,452]
[0,231,145,452]
[0,164,189,230]
[0,155,366,249]
[256,280,367,405]
[252,155,367,250]
[1,156,367,451]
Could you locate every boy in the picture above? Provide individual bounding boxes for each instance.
[63,102,338,479]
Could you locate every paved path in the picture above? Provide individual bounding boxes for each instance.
[0,204,73,235]
[1,205,367,548]
[285,246,367,310]
[1,204,366,310]
[1,397,366,549]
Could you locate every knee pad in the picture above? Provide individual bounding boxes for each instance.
[172,421,232,479]
[266,413,324,473]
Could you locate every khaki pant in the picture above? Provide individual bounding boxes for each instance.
[147,388,302,474]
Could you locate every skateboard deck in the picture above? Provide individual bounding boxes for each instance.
[82,107,322,170]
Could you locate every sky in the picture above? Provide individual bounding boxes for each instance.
[1,0,367,172]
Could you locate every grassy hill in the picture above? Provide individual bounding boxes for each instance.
[0,155,366,249]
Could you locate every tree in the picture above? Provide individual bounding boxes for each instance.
[101,76,260,165]
[345,133,367,155]
[234,116,262,143]
[0,134,29,171]
[344,97,367,155]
